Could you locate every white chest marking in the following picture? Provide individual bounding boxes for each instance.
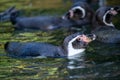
[67,36,85,57]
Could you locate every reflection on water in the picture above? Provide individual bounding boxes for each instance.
[0,20,120,80]
[0,0,120,80]
[0,47,120,80]
[67,52,86,70]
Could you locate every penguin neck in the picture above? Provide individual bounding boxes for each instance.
[67,37,85,57]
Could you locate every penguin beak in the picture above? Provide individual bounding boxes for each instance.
[114,6,120,14]
[110,10,118,15]
[86,34,96,41]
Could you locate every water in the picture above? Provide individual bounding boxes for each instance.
[0,0,120,80]
[0,35,120,79]
[0,50,120,80]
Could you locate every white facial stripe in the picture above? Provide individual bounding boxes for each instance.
[103,10,114,27]
[71,6,86,18]
[67,35,85,57]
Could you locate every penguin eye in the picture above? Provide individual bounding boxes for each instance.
[77,37,81,41]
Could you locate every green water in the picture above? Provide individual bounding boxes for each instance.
[0,0,120,80]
